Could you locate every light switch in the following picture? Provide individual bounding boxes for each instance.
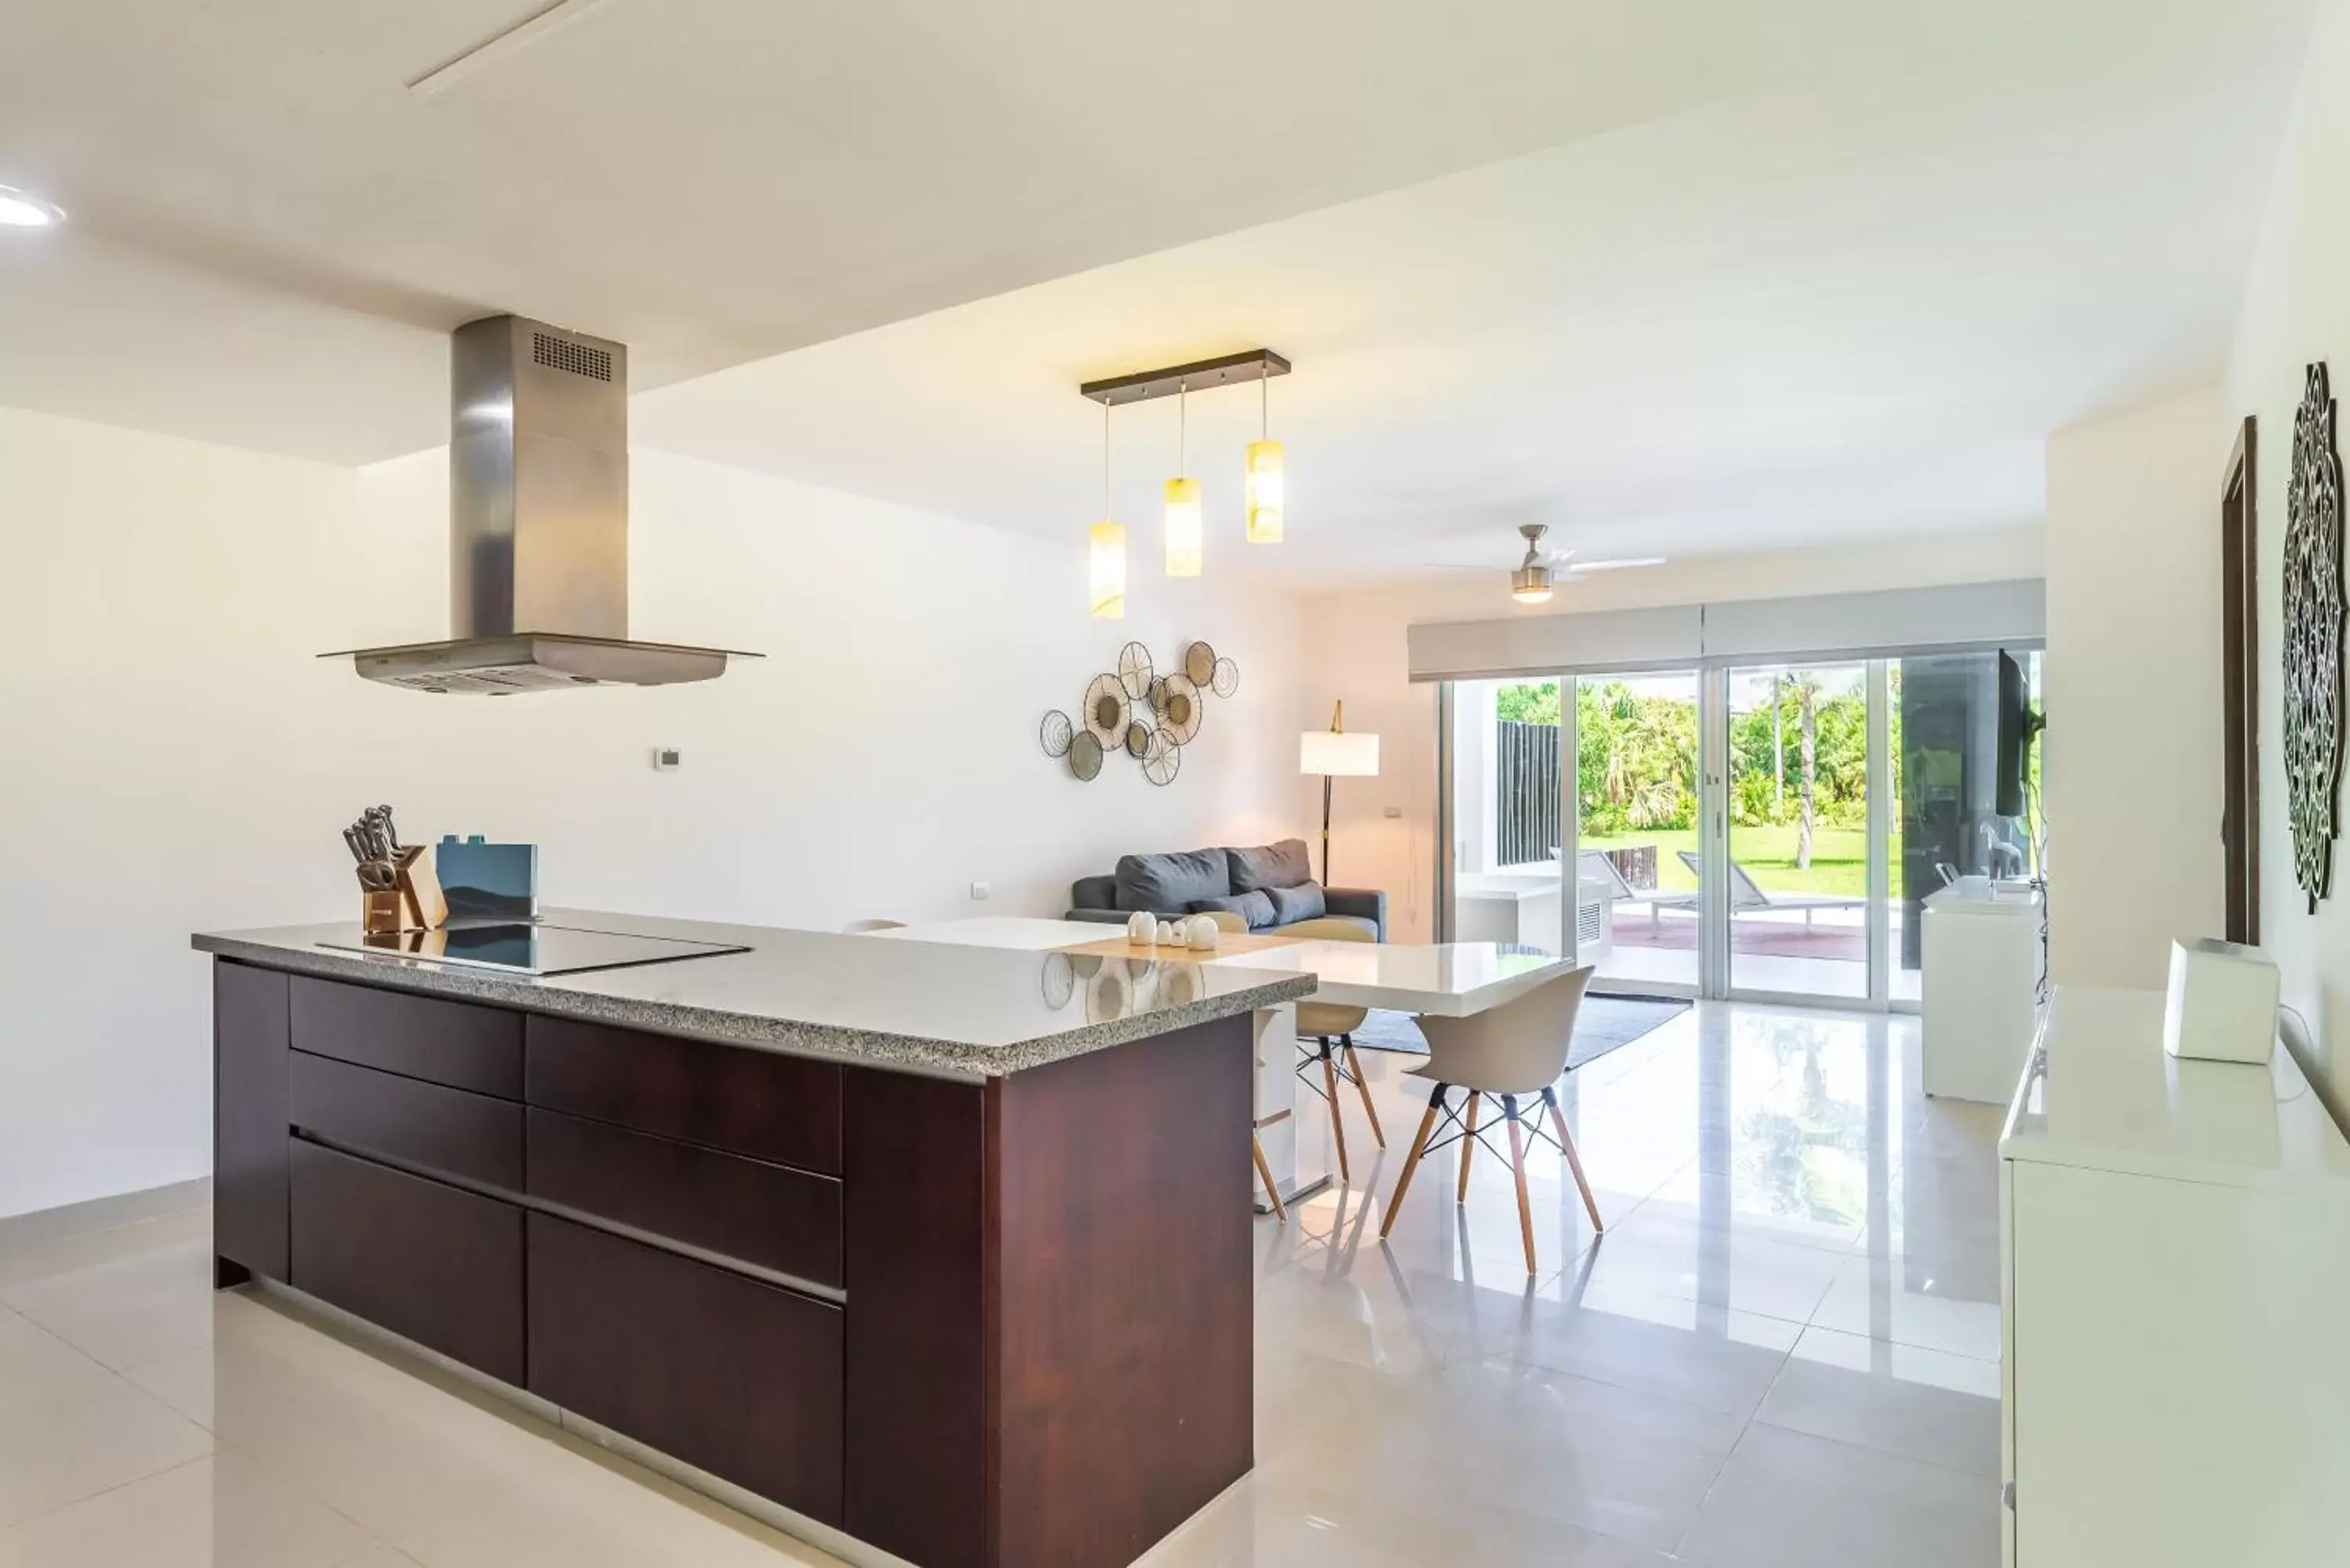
[652,747,682,771]
[970,881,991,901]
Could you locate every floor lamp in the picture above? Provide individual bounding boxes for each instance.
[1300,702,1380,884]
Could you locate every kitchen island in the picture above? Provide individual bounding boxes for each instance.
[194,909,1315,1568]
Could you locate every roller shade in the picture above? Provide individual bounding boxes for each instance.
[1406,578,2044,681]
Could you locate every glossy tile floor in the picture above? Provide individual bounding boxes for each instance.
[0,1002,2003,1566]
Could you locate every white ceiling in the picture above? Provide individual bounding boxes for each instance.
[0,0,2085,463]
[0,0,2319,584]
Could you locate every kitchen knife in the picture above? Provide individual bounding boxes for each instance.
[375,805,400,854]
[343,827,370,864]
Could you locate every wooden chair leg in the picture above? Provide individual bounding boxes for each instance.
[1504,1095,1538,1275]
[1319,1042,1351,1183]
[1252,1135,1287,1221]
[1543,1086,1603,1233]
[1379,1085,1446,1240]
[1342,1037,1386,1147]
[1455,1090,1481,1202]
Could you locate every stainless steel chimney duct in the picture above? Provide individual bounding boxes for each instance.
[325,315,754,694]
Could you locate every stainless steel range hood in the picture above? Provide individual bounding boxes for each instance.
[326,315,755,694]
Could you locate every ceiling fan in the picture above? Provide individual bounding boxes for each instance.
[1425,525,1666,604]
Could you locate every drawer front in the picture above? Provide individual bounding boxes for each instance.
[292,1050,522,1192]
[215,961,291,1281]
[290,975,522,1099]
[526,1108,841,1288]
[526,1016,841,1174]
[528,1213,843,1525]
[289,1140,523,1383]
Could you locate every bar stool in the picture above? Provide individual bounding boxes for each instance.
[1378,966,1603,1274]
[1200,909,1290,1221]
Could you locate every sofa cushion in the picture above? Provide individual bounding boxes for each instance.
[1265,881,1328,925]
[1227,838,1314,894]
[1070,873,1119,912]
[1188,890,1278,930]
[1115,848,1231,912]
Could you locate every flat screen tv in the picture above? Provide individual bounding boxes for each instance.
[1996,650,2044,819]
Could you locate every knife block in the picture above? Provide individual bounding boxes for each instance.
[356,847,448,936]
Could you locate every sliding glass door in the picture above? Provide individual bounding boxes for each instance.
[1438,642,2042,1010]
[1573,671,1701,992]
[1725,664,1871,999]
[1445,677,1569,953]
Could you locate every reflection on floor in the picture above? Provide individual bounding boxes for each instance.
[0,1004,2003,1567]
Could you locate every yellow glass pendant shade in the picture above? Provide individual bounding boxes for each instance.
[1089,521,1126,618]
[1245,439,1284,543]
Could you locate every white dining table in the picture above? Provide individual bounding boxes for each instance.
[870,917,1582,1209]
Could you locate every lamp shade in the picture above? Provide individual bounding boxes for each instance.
[1163,477,1202,576]
[1245,440,1284,543]
[1089,521,1126,618]
[1300,729,1379,777]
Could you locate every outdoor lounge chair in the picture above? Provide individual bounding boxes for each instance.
[1675,849,1865,926]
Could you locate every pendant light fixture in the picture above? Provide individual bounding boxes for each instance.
[1163,378,1203,577]
[1246,371,1283,544]
[1079,349,1287,587]
[1089,399,1126,618]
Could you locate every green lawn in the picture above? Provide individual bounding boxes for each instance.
[1577,825,1898,898]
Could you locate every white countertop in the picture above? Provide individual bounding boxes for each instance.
[878,917,1580,1017]
[1924,881,2044,917]
[193,909,1314,1081]
[1999,985,2350,1194]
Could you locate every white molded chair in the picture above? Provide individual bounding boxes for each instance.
[1378,966,1603,1273]
[841,918,907,934]
[1279,916,1386,1183]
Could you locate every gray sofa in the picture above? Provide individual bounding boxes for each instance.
[1068,837,1387,940]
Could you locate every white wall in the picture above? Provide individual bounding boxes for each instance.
[2041,385,2226,989]
[0,405,1308,1219]
[1300,527,2045,941]
[2228,0,2350,1117]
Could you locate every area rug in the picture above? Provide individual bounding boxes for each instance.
[1345,992,1690,1072]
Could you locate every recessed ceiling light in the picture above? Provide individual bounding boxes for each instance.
[0,186,65,229]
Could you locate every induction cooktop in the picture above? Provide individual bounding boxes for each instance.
[316,921,749,976]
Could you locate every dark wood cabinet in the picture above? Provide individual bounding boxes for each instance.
[291,1050,522,1190]
[214,962,291,1283]
[528,1213,844,1526]
[526,1015,840,1174]
[290,976,522,1098]
[289,1140,524,1384]
[525,1107,841,1288]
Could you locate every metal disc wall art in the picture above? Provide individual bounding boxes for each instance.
[2287,360,2347,910]
[1117,641,1155,700]
[1043,641,1243,786]
[1142,728,1182,786]
[1082,673,1130,746]
[1157,673,1203,743]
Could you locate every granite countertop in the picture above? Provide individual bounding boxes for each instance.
[191,908,1316,1081]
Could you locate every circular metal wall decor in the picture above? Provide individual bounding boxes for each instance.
[1117,641,1155,700]
[1142,727,1182,786]
[1081,674,1130,746]
[1042,638,1240,785]
[1157,674,1203,743]
[2287,360,2346,911]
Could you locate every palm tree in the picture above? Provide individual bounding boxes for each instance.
[1788,671,1824,870]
